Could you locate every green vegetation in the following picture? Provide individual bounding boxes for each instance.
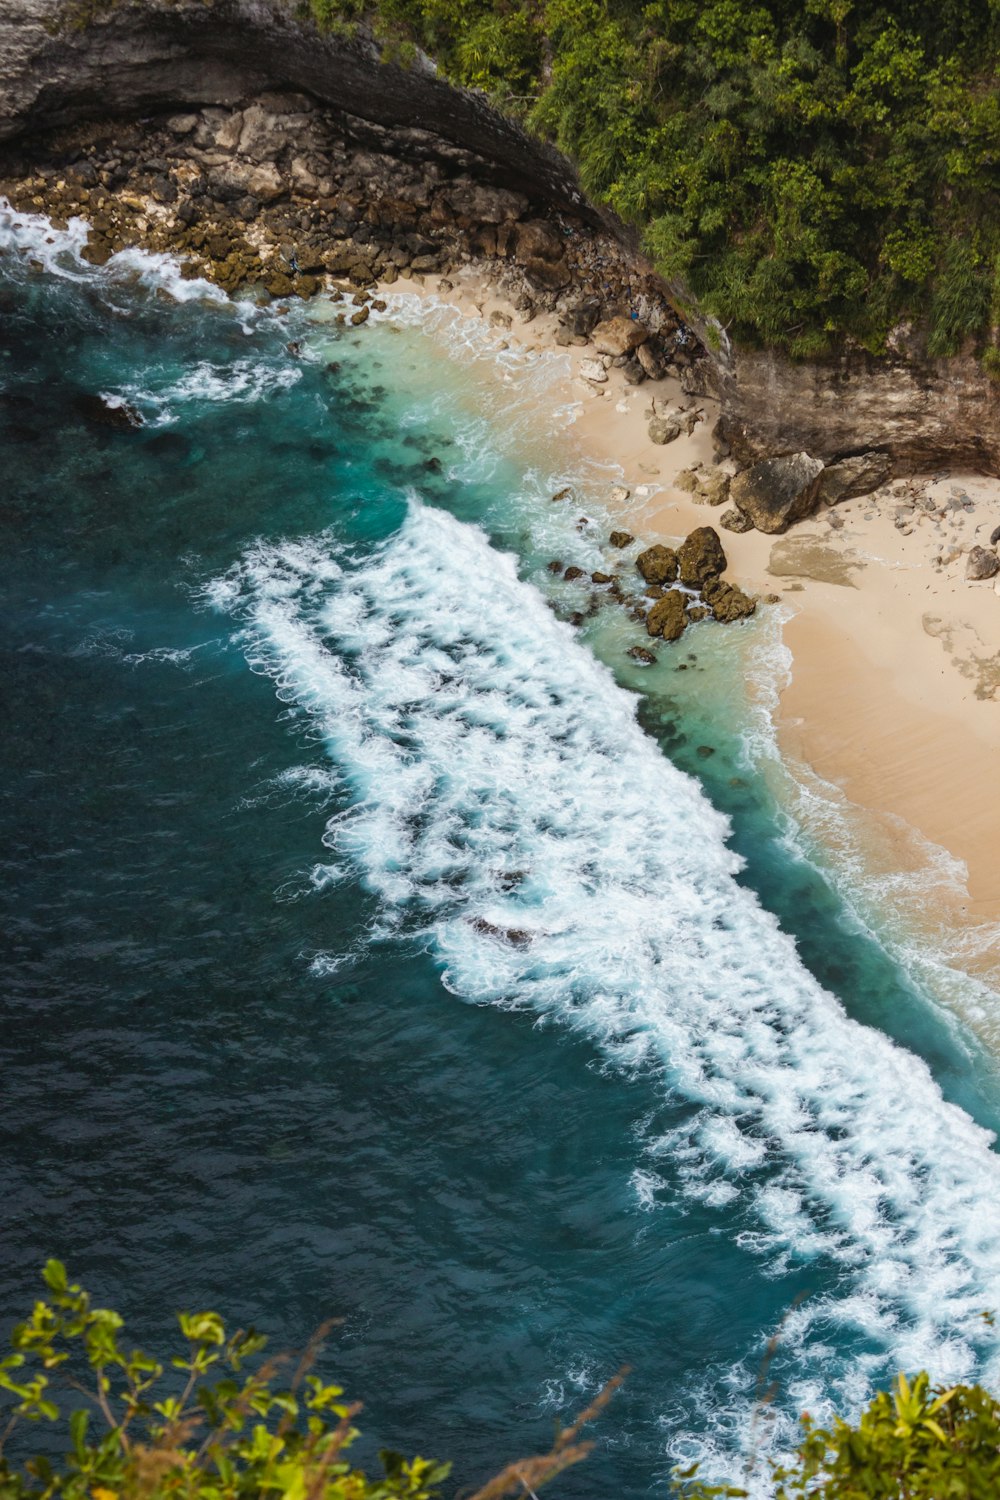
[6,1266,1000,1500]
[313,0,1000,363]
[680,1369,1000,1498]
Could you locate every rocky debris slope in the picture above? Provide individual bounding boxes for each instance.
[0,0,593,214]
[0,94,710,379]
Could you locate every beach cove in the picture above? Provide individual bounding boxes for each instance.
[4,85,996,999]
[4,194,1000,1499]
[3,30,1000,1496]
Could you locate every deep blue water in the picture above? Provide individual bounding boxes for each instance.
[4,210,1000,1497]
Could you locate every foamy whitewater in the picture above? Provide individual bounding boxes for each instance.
[207,503,1000,1478]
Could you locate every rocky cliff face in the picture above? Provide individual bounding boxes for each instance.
[1,0,997,478]
[0,0,601,218]
[718,344,1000,476]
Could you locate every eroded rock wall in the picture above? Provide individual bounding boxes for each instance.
[0,0,600,218]
[718,342,1000,476]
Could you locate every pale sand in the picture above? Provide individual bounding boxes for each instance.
[387,271,1000,967]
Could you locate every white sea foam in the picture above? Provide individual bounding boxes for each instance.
[0,199,226,302]
[159,359,302,404]
[208,501,1000,1476]
[105,359,302,423]
[0,200,92,274]
[73,629,218,668]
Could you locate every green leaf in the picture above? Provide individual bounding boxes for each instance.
[69,1407,89,1461]
[42,1261,68,1295]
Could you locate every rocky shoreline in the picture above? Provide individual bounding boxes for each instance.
[0,92,708,372]
[9,89,999,634]
[0,89,780,638]
[1,89,937,541]
[1,0,997,477]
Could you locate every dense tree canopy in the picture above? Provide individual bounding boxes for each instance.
[314,0,1000,364]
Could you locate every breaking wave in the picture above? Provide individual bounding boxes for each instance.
[207,500,1000,1479]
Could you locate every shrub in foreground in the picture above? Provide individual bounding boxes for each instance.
[0,1263,617,1500]
[679,1368,1000,1499]
[4,1264,1000,1500]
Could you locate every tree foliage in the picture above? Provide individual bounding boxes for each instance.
[0,1261,452,1500]
[315,0,1000,363]
[6,1267,1000,1500]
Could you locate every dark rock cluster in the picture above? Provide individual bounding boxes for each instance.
[551,522,757,659]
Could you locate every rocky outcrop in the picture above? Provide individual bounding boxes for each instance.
[646,590,687,641]
[0,87,695,328]
[72,392,143,428]
[730,453,825,534]
[555,518,758,642]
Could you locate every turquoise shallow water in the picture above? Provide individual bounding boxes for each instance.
[4,206,1000,1497]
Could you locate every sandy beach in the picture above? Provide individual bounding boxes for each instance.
[390,268,1000,981]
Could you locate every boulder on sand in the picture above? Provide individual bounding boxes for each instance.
[730,452,825,533]
[635,544,679,585]
[966,545,1000,581]
[648,415,681,445]
[816,450,892,506]
[678,527,726,587]
[579,358,608,383]
[720,506,754,534]
[691,468,730,506]
[591,316,648,357]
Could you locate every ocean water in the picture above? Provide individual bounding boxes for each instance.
[4,204,1000,1497]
